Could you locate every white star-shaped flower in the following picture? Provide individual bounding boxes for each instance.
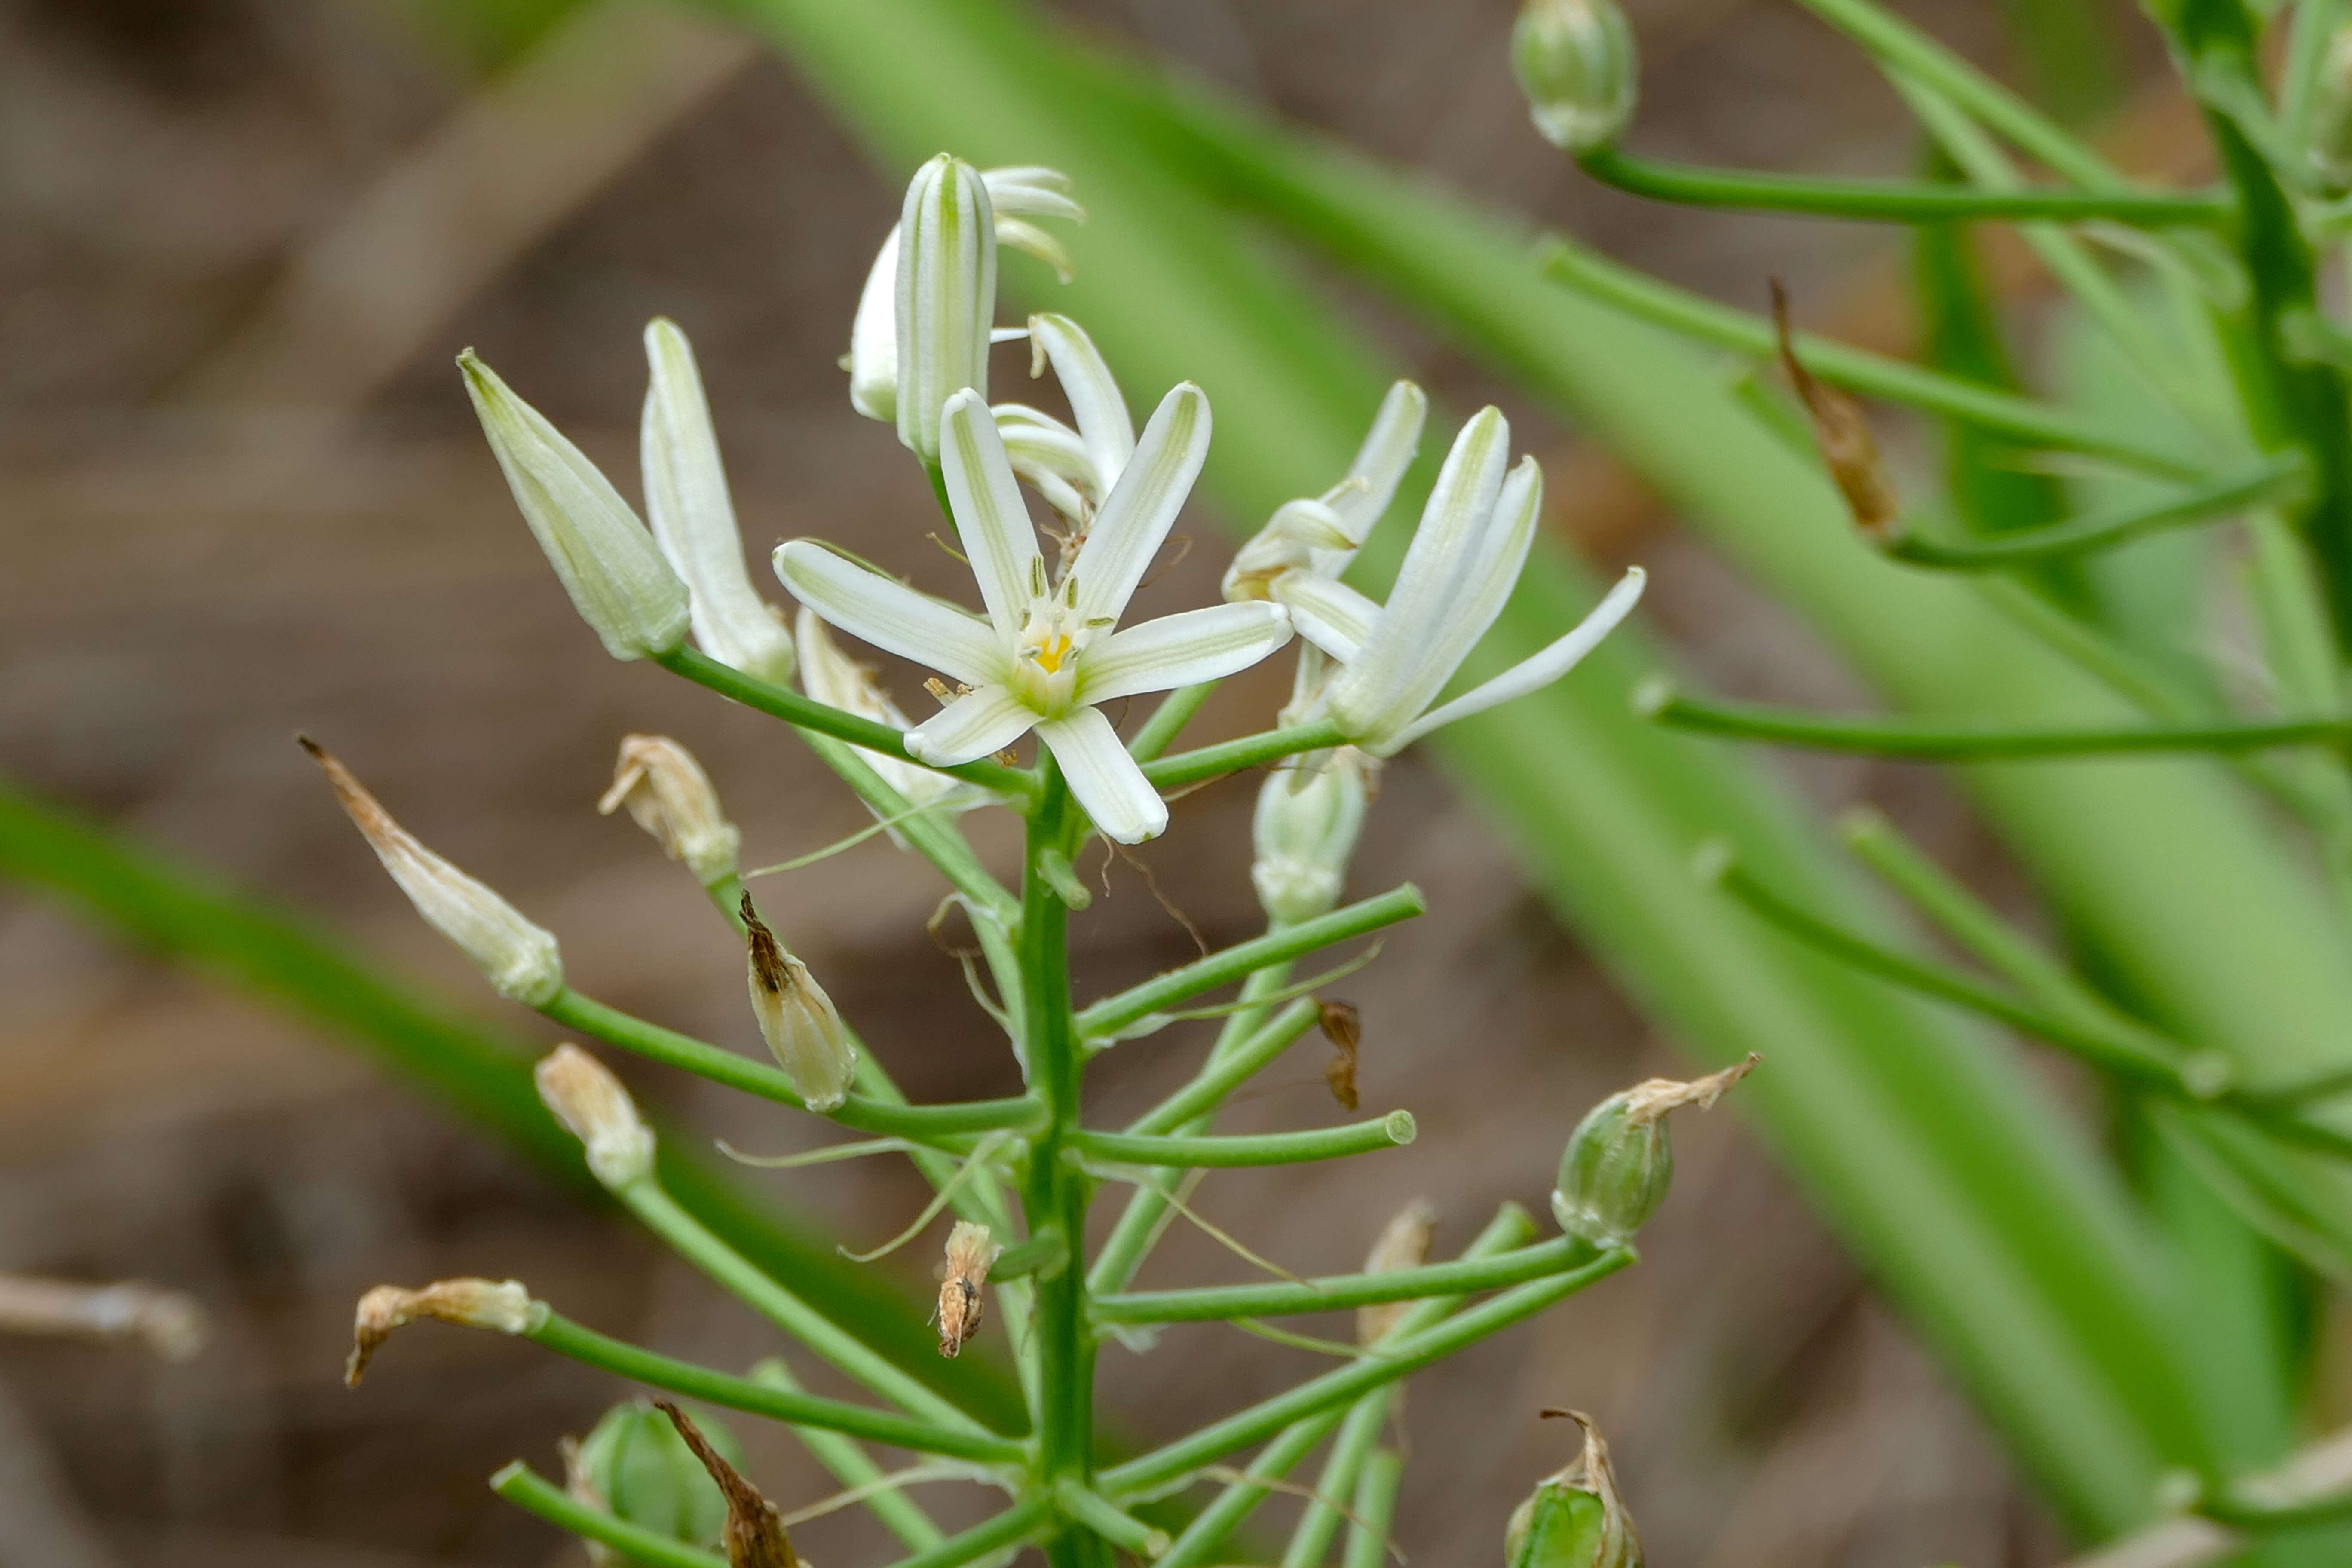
[777,384,1293,843]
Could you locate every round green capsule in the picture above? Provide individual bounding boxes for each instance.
[574,1399,742,1549]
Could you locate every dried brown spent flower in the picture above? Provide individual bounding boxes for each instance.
[937,1221,1001,1358]
[600,734,741,885]
[345,1277,536,1387]
[1357,1199,1438,1345]
[656,1400,800,1568]
[534,1044,658,1189]
[299,736,564,1004]
[1321,999,1363,1111]
[743,895,857,1112]
[1770,281,1900,540]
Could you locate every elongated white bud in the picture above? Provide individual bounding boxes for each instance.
[599,734,741,885]
[346,1277,539,1386]
[536,1043,658,1190]
[1357,1198,1436,1345]
[460,351,689,661]
[1251,747,1375,924]
[742,896,857,1112]
[1512,0,1638,155]
[301,738,564,1006]
[641,319,797,685]
[847,166,1081,427]
[896,155,996,464]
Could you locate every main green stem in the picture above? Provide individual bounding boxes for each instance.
[1018,762,1108,1568]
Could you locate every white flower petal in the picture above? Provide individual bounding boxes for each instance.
[774,540,1004,688]
[1323,380,1428,551]
[1028,314,1134,489]
[982,166,1084,224]
[906,683,1038,766]
[1037,707,1168,843]
[1380,566,1645,755]
[1328,407,1510,741]
[846,227,899,423]
[1069,381,1210,625]
[995,403,1101,517]
[1079,602,1293,704]
[1269,574,1380,664]
[641,319,797,686]
[940,390,1046,640]
[1416,455,1543,703]
[995,218,1074,283]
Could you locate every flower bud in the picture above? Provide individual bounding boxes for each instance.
[2312,27,2352,190]
[459,350,690,660]
[301,738,564,1006]
[1251,747,1375,924]
[345,1277,538,1387]
[1551,1055,1756,1245]
[896,154,997,465]
[1505,1411,1640,1568]
[1357,1198,1436,1346]
[535,1044,658,1190]
[641,318,798,686]
[1511,0,1638,155]
[571,1400,741,1555]
[742,896,857,1112]
[793,607,958,811]
[599,734,741,885]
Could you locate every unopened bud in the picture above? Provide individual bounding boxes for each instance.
[794,607,958,810]
[573,1400,742,1557]
[1552,1055,1757,1245]
[2311,28,2352,190]
[301,738,564,1006]
[459,351,690,660]
[1770,283,1899,539]
[656,1400,801,1568]
[535,1044,657,1189]
[897,155,996,464]
[599,734,741,885]
[1251,747,1376,924]
[345,1277,538,1387]
[642,318,798,686]
[1358,1199,1436,1345]
[742,896,857,1112]
[937,1221,1000,1359]
[1505,1411,1640,1568]
[1512,0,1638,155]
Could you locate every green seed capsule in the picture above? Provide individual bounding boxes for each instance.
[1506,1412,1641,1568]
[1511,0,1640,155]
[572,1399,742,1551]
[2310,26,2352,191]
[1551,1056,1757,1245]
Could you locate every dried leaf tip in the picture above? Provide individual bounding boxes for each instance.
[1620,1052,1759,1126]
[600,735,740,885]
[345,1277,536,1387]
[655,1401,800,1568]
[741,896,857,1112]
[298,736,564,1006]
[937,1221,1001,1358]
[534,1044,657,1190]
[1769,281,1899,541]
[1358,1199,1437,1345]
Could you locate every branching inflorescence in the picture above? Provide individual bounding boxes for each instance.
[311,139,1698,1567]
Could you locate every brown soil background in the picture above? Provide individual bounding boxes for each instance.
[0,0,2167,1562]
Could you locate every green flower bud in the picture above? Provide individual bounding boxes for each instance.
[1511,0,1639,155]
[570,1400,742,1553]
[1551,1055,1756,1245]
[1506,1412,1640,1568]
[896,154,997,465]
[2310,26,2352,191]
[1251,746,1375,924]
